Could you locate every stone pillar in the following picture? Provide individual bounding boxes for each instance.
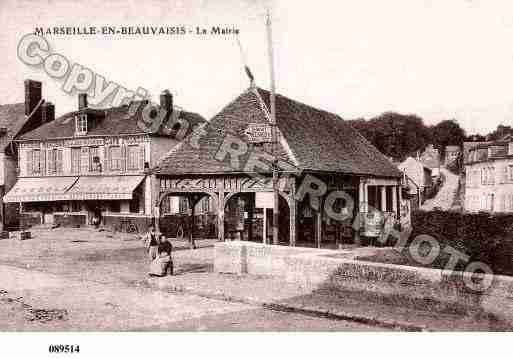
[391,186,397,213]
[218,191,225,241]
[189,196,197,249]
[381,185,387,212]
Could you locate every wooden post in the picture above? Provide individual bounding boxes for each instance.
[316,209,322,249]
[391,186,397,214]
[289,199,296,247]
[188,196,197,249]
[354,179,365,246]
[263,208,267,244]
[218,191,225,241]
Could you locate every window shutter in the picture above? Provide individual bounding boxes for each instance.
[107,146,112,171]
[57,150,63,174]
[121,145,127,172]
[139,145,145,169]
[40,150,46,175]
[27,150,32,176]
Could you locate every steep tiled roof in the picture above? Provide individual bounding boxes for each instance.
[17,103,205,141]
[463,141,490,159]
[154,87,401,178]
[0,103,33,152]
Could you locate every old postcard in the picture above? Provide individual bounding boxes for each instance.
[0,0,512,357]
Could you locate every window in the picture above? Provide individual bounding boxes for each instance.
[126,145,140,170]
[29,149,42,175]
[89,146,100,172]
[48,149,63,174]
[71,201,81,212]
[508,165,513,182]
[80,147,90,173]
[109,146,122,171]
[71,147,81,174]
[75,114,87,134]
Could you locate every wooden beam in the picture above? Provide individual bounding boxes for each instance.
[218,191,225,241]
[316,209,322,249]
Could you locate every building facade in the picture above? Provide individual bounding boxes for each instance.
[0,84,48,230]
[153,86,407,248]
[464,139,513,213]
[419,144,441,178]
[444,145,461,166]
[397,156,432,206]
[4,80,205,231]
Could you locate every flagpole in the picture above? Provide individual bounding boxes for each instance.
[266,10,279,246]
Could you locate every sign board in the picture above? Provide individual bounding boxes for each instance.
[244,123,272,143]
[255,192,274,208]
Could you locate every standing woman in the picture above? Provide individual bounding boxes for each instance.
[145,225,159,261]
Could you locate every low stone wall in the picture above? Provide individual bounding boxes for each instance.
[20,213,41,229]
[103,215,153,233]
[54,214,86,228]
[214,241,513,323]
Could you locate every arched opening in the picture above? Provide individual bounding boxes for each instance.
[224,192,290,244]
[158,191,218,249]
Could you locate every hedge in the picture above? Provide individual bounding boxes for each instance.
[409,210,513,276]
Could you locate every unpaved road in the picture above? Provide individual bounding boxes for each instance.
[421,167,460,211]
[0,229,378,331]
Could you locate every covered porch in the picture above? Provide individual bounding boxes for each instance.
[155,172,403,249]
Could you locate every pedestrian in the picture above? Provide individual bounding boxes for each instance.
[148,235,173,277]
[158,235,174,276]
[144,225,159,261]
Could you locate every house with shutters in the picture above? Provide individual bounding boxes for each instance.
[4,79,205,231]
[464,137,513,213]
[0,82,51,230]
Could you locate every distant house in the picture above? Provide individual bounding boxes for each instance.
[464,138,513,213]
[398,156,433,204]
[444,145,461,165]
[4,80,205,232]
[419,144,440,178]
[0,82,51,230]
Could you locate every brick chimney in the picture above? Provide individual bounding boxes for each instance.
[160,90,173,118]
[24,79,42,118]
[78,93,88,110]
[42,101,55,123]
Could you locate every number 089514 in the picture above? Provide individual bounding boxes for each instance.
[48,345,80,353]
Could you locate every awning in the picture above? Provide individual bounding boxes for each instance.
[3,177,78,203]
[66,176,145,200]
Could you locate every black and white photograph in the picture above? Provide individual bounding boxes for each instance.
[0,0,512,357]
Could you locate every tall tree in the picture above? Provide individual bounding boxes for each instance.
[429,119,466,158]
[349,112,431,160]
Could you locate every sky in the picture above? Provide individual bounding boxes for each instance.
[1,0,513,135]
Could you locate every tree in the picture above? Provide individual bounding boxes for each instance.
[349,112,432,160]
[429,119,466,158]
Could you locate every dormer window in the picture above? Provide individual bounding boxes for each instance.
[75,113,87,135]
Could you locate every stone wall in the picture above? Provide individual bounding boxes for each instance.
[214,241,513,323]
[103,215,153,234]
[54,214,86,227]
[20,213,41,229]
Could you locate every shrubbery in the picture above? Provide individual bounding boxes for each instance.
[410,210,513,276]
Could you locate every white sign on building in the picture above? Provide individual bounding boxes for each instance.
[244,123,272,143]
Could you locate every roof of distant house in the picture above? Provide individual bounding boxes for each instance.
[0,102,36,152]
[445,145,461,152]
[154,87,402,178]
[17,103,206,141]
